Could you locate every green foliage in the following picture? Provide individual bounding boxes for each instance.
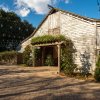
[0,9,35,51]
[34,48,41,66]
[94,56,100,82]
[34,48,41,60]
[61,40,77,76]
[94,67,100,82]
[0,51,18,64]
[27,58,33,66]
[23,45,32,66]
[31,35,66,45]
[45,55,54,66]
[96,56,100,67]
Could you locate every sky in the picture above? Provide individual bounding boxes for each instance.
[0,0,100,27]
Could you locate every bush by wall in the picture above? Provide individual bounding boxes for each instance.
[34,48,41,66]
[61,40,77,76]
[94,56,100,82]
[23,45,32,66]
[0,51,18,65]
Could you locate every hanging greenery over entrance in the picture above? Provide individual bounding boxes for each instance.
[31,35,66,45]
[31,34,77,75]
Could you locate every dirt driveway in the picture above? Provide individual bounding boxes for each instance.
[0,65,100,100]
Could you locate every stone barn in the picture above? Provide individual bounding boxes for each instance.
[20,7,100,74]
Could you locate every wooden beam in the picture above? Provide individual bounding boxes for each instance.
[57,44,61,73]
[42,47,45,66]
[32,46,35,66]
[32,41,64,47]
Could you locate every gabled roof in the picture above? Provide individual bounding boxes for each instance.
[21,7,100,44]
[21,8,56,44]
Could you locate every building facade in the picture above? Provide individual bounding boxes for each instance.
[20,8,100,73]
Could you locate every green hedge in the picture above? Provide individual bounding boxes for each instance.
[94,56,100,82]
[94,67,100,82]
[0,51,18,65]
[31,35,66,45]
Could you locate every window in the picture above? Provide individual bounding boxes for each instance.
[48,27,60,35]
[53,28,60,35]
[48,29,53,34]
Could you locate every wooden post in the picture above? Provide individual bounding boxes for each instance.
[32,46,35,66]
[42,47,45,66]
[57,44,61,73]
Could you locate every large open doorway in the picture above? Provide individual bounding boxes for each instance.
[32,42,61,73]
[35,46,58,67]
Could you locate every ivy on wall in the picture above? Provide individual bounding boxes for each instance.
[61,40,77,76]
[94,55,100,82]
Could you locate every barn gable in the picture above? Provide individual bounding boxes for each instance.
[33,8,97,37]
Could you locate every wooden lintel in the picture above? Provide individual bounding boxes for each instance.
[32,41,64,47]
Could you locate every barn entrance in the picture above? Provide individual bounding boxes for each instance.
[32,42,62,73]
[34,46,58,67]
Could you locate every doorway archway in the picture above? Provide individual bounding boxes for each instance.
[32,42,62,73]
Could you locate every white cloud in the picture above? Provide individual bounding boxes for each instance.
[65,0,69,4]
[0,4,9,12]
[14,0,70,17]
[16,7,30,17]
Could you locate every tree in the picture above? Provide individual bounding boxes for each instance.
[0,9,35,51]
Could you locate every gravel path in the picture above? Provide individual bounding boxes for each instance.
[0,65,100,100]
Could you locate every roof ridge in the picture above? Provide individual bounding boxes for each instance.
[52,7,100,21]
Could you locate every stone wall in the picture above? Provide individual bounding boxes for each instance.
[60,11,97,73]
[20,12,60,52]
[34,12,60,37]
[20,10,99,73]
[96,22,100,49]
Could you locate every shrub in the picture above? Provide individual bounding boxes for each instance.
[45,55,54,66]
[94,56,100,82]
[27,58,33,66]
[23,45,32,66]
[34,48,41,66]
[61,40,77,76]
[94,67,100,82]
[0,51,18,65]
[96,56,100,67]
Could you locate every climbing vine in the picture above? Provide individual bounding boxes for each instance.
[61,40,77,76]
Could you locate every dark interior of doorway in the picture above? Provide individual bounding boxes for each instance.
[35,46,58,67]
